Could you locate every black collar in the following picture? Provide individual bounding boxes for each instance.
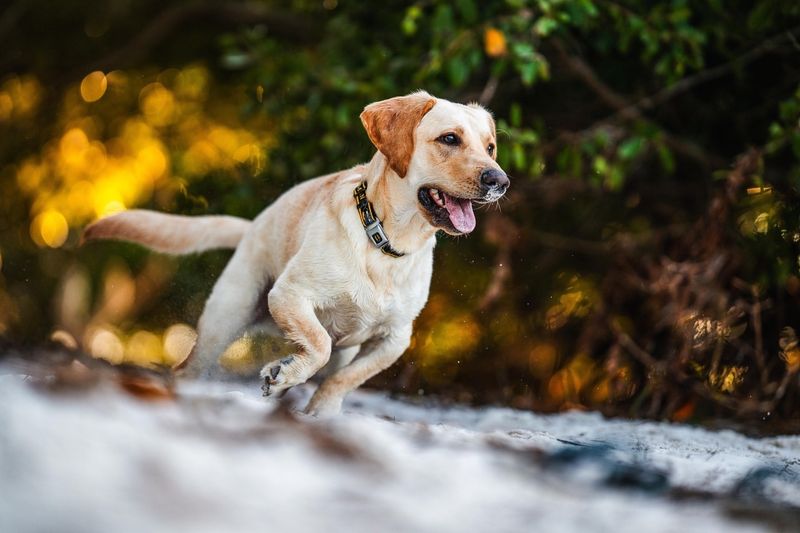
[353,181,405,258]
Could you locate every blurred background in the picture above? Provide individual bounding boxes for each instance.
[1,0,800,429]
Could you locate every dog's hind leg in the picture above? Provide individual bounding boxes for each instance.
[314,345,361,381]
[180,242,271,380]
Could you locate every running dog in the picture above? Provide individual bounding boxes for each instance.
[83,91,509,416]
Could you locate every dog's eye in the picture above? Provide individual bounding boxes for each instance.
[487,143,495,156]
[437,133,461,146]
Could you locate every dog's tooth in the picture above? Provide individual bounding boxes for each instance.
[429,188,445,207]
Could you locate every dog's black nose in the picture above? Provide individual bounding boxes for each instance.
[480,168,510,191]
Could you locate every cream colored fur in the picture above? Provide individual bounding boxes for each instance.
[83,91,507,416]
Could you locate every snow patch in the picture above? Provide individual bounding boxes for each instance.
[0,373,798,533]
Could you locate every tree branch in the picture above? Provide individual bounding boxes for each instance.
[478,72,500,106]
[77,1,322,78]
[552,38,728,169]
[477,213,518,311]
[615,24,800,120]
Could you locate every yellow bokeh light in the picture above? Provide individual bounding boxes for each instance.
[2,75,42,117]
[220,336,265,374]
[220,336,253,365]
[16,159,45,193]
[174,65,208,100]
[101,263,136,320]
[136,143,168,180]
[59,127,90,167]
[163,323,197,366]
[92,179,127,218]
[50,329,78,349]
[101,200,126,217]
[80,71,108,103]
[84,142,108,172]
[139,82,176,126]
[65,180,97,221]
[15,67,273,253]
[208,126,239,155]
[31,209,69,248]
[106,70,129,95]
[529,343,557,378]
[420,313,480,368]
[0,92,12,121]
[88,327,124,364]
[126,330,163,367]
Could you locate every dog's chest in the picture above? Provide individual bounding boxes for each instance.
[316,298,393,347]
[316,260,431,347]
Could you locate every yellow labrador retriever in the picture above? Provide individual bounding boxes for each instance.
[83,91,509,415]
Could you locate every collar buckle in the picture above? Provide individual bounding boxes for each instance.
[365,220,389,248]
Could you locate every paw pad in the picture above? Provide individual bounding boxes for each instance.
[261,356,296,397]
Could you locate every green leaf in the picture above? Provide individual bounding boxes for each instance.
[433,5,455,34]
[593,155,608,175]
[579,0,598,18]
[534,17,559,37]
[401,17,417,35]
[618,137,645,161]
[446,57,470,86]
[657,145,676,174]
[605,166,624,190]
[513,143,526,169]
[517,61,538,86]
[455,0,478,24]
[511,42,536,60]
[537,57,550,80]
[510,103,522,127]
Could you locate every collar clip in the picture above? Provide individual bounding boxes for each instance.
[353,182,405,258]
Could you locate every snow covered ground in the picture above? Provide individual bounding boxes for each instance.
[1,363,799,533]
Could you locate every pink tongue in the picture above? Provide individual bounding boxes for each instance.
[443,193,476,233]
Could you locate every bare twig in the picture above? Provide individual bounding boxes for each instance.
[614,330,658,367]
[478,72,500,106]
[552,39,637,119]
[551,23,800,168]
[478,213,518,311]
[751,285,766,385]
[529,228,610,256]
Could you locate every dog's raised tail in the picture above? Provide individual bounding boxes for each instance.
[82,210,251,254]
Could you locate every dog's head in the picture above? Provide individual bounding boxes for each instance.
[361,91,509,235]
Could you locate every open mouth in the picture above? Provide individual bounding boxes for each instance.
[418,187,476,234]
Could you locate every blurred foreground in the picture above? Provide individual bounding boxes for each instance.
[1,348,799,533]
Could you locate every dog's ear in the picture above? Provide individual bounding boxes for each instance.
[360,91,436,178]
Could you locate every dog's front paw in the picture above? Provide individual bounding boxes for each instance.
[260,355,299,397]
